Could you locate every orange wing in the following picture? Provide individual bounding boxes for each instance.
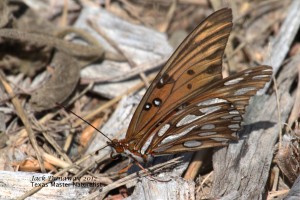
[126,8,233,145]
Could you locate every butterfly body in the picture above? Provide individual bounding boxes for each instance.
[110,139,153,162]
[107,8,273,163]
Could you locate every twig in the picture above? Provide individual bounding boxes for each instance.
[183,149,209,180]
[159,0,177,32]
[82,157,182,200]
[196,171,213,193]
[287,62,300,127]
[88,19,150,87]
[73,74,155,127]
[273,75,282,148]
[16,145,109,200]
[31,116,73,164]
[271,166,279,192]
[0,70,45,172]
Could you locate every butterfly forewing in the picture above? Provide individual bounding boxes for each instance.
[127,8,233,144]
[112,8,273,160]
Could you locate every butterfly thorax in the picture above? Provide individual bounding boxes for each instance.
[108,139,150,162]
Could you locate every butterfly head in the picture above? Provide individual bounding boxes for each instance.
[107,139,126,154]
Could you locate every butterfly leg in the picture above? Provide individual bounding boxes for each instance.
[110,151,122,160]
[128,154,171,182]
[118,163,133,174]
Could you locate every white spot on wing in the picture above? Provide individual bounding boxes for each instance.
[141,134,155,155]
[184,141,202,148]
[224,77,243,86]
[201,124,215,130]
[234,87,256,95]
[177,105,222,127]
[233,116,242,120]
[152,145,170,153]
[211,138,228,142]
[263,68,272,72]
[153,99,161,106]
[176,114,203,127]
[199,106,221,114]
[244,70,252,76]
[252,75,269,80]
[198,98,227,106]
[229,110,239,115]
[228,124,240,129]
[221,115,234,119]
[157,124,170,136]
[198,132,217,136]
[159,78,164,84]
[160,126,196,145]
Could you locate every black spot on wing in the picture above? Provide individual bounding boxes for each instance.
[153,98,162,107]
[144,103,152,111]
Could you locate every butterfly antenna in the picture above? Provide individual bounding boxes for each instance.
[55,102,113,143]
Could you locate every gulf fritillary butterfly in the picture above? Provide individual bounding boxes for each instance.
[106,8,272,162]
[58,8,271,165]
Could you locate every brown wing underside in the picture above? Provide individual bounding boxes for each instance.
[126,8,233,143]
[147,66,272,155]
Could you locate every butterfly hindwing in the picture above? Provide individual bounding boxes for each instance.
[141,66,272,154]
[127,8,233,143]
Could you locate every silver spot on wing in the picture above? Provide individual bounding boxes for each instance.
[183,141,202,148]
[160,126,196,145]
[176,114,203,127]
[198,132,217,136]
[157,124,171,136]
[140,134,155,155]
[252,75,270,80]
[177,105,221,127]
[228,124,240,129]
[233,116,242,120]
[201,124,215,130]
[211,138,228,142]
[234,87,256,95]
[244,70,252,76]
[229,110,239,115]
[199,106,221,114]
[224,77,243,85]
[198,98,227,106]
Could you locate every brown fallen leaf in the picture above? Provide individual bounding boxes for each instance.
[29,51,80,111]
[12,159,56,172]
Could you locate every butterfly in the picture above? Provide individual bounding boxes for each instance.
[106,8,272,163]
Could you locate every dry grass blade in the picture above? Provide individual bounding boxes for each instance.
[82,157,182,200]
[0,70,45,172]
